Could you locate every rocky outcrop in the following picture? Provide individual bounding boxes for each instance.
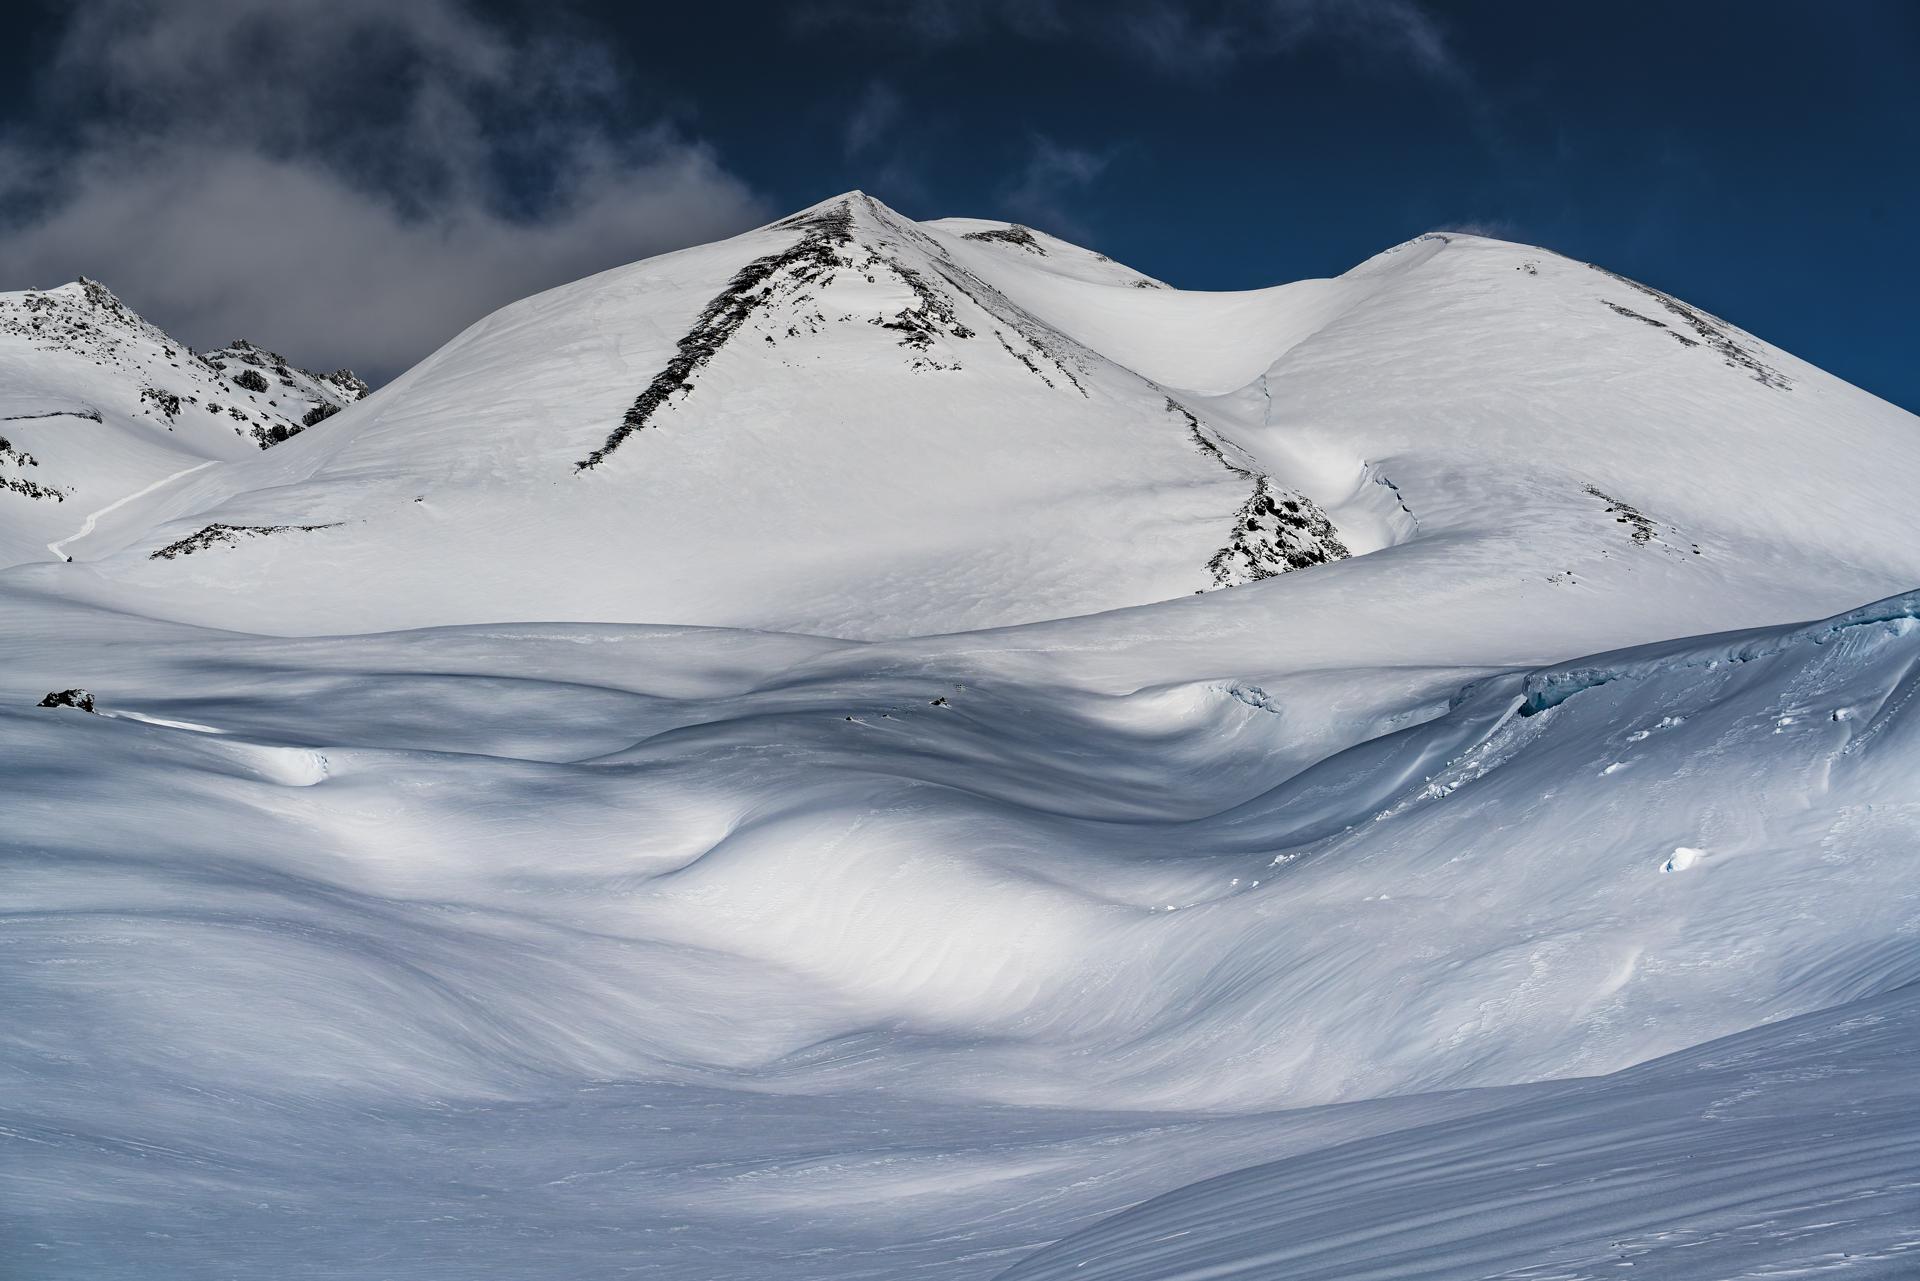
[149,521,341,560]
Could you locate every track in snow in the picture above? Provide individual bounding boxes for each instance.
[45,459,216,561]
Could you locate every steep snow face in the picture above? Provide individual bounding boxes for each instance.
[0,280,364,566]
[46,194,1340,637]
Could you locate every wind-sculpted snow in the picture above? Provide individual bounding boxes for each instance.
[6,581,1920,1277]
[998,986,1920,1281]
[1520,587,1920,714]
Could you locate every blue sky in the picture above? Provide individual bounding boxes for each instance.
[3,0,1915,409]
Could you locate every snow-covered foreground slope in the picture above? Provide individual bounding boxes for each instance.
[1001,985,1920,1281]
[5,582,1920,1277]
[4,194,1919,1278]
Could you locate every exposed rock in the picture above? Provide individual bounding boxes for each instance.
[960,224,1045,254]
[36,688,95,713]
[578,204,860,470]
[1163,401,1349,587]
[1209,476,1349,586]
[0,434,68,502]
[150,521,341,560]
[1591,265,1792,390]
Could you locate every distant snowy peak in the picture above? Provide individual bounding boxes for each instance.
[563,190,1343,599]
[2,278,191,375]
[0,277,372,567]
[0,279,359,450]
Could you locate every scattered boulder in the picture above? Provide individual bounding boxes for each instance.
[232,369,270,393]
[37,688,96,713]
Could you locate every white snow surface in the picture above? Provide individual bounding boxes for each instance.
[4,192,1919,1279]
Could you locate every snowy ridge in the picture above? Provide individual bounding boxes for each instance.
[927,216,1171,289]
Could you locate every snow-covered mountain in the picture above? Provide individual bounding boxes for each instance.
[4,193,1918,1280]
[0,278,366,566]
[11,195,1346,634]
[13,192,1917,646]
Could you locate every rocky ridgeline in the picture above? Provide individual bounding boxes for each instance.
[203,339,369,439]
[578,196,1089,470]
[961,224,1046,253]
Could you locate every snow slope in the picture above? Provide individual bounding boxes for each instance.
[4,194,1919,1279]
[1000,984,1920,1281]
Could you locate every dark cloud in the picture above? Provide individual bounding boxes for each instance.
[0,0,769,383]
